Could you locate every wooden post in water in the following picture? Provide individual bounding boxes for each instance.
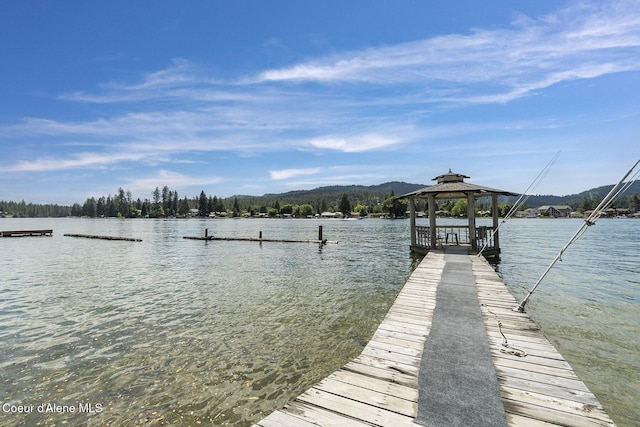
[205,228,209,238]
[259,231,263,240]
[318,225,323,241]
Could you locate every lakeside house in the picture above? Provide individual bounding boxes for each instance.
[537,205,573,218]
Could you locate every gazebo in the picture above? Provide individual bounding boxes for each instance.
[400,170,518,259]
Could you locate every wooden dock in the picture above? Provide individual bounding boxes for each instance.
[183,235,335,244]
[63,233,142,242]
[0,229,53,237]
[183,226,337,244]
[252,249,616,426]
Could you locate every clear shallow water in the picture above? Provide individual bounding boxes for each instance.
[496,218,639,427]
[0,217,637,426]
[0,218,417,426]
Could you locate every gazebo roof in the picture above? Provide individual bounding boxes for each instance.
[400,169,518,200]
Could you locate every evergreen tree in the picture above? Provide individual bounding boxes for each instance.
[179,196,190,216]
[215,197,226,213]
[171,191,178,216]
[199,190,208,216]
[232,197,241,217]
[339,193,352,216]
[630,194,640,212]
[97,197,106,217]
[152,187,161,217]
[383,195,407,218]
[83,197,97,217]
[162,186,170,214]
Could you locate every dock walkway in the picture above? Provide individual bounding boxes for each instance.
[253,248,615,426]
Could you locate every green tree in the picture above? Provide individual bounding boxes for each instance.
[71,203,82,216]
[383,196,407,218]
[630,194,640,212]
[151,187,162,217]
[116,187,129,217]
[280,204,294,215]
[232,197,241,217]
[298,204,314,217]
[451,199,468,217]
[83,197,97,217]
[178,196,190,216]
[339,193,352,216]
[208,196,216,214]
[199,190,208,216]
[354,203,369,217]
[161,186,170,214]
[320,198,328,213]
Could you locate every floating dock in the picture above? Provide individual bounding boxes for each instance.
[253,248,615,426]
[0,229,53,237]
[183,226,337,244]
[63,233,142,242]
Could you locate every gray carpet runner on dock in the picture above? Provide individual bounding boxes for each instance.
[416,247,507,427]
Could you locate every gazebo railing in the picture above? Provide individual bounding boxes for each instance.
[414,225,495,251]
[415,225,432,248]
[475,226,495,251]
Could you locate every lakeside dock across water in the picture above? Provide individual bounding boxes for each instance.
[253,247,616,426]
[0,229,53,237]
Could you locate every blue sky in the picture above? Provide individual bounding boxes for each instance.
[1,0,638,204]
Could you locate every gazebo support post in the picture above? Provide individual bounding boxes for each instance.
[467,193,476,249]
[492,193,500,253]
[409,198,416,248]
[428,194,437,249]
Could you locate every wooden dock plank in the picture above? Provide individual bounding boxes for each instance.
[296,388,418,426]
[500,386,612,423]
[254,410,320,427]
[252,251,616,427]
[312,377,417,416]
[283,401,376,426]
[327,369,419,402]
[342,360,417,388]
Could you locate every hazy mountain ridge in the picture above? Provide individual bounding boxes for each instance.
[516,181,640,207]
[230,180,640,209]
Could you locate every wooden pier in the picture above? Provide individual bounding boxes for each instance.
[252,248,616,426]
[0,229,53,237]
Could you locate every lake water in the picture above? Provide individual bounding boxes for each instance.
[0,217,637,426]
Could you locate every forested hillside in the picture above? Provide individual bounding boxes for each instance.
[2,181,639,218]
[511,181,640,210]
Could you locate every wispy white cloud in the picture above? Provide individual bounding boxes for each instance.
[0,152,148,173]
[253,0,640,105]
[269,167,321,180]
[308,133,403,153]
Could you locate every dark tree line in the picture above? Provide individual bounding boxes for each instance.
[3,183,638,219]
[61,186,227,218]
[0,200,71,218]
